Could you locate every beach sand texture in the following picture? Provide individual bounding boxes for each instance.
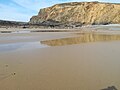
[0,30,120,90]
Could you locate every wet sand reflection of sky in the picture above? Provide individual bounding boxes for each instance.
[1,33,120,53]
[0,42,48,52]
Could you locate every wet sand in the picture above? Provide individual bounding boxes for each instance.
[0,30,120,90]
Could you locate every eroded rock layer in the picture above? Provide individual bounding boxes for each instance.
[30,2,120,25]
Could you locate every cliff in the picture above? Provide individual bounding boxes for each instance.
[30,2,120,26]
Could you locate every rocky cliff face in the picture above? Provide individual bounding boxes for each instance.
[30,2,120,25]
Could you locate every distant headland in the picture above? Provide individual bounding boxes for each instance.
[0,2,120,29]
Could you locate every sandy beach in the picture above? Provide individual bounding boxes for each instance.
[0,0,120,89]
[0,26,120,90]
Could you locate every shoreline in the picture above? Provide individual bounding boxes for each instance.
[0,24,120,34]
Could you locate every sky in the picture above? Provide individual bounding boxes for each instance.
[0,0,119,22]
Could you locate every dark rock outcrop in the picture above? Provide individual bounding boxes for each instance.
[0,20,28,28]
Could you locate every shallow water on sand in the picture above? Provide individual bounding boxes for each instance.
[0,42,48,52]
[1,33,120,52]
[41,33,120,46]
[0,32,120,90]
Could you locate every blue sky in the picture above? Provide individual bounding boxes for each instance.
[0,0,119,22]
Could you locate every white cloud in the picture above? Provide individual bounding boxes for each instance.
[0,3,33,21]
[12,0,42,11]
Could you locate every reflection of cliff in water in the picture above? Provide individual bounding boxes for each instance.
[41,33,120,46]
